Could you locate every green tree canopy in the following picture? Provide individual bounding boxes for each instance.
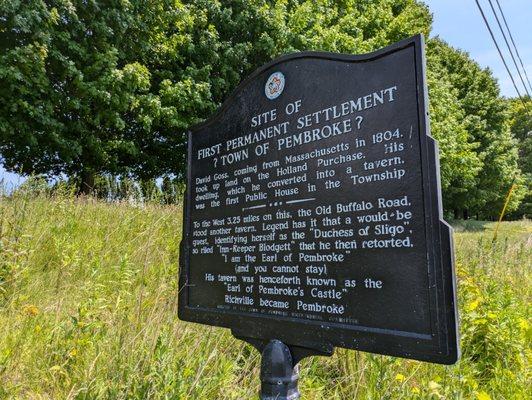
[0,0,526,217]
[427,38,524,218]
[0,0,170,191]
[506,96,531,217]
[425,39,482,215]
[0,0,433,191]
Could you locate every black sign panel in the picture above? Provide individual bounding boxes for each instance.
[179,35,459,364]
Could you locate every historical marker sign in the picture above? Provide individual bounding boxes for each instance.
[179,35,459,364]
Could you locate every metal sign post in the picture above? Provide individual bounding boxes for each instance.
[179,34,459,396]
[259,340,300,400]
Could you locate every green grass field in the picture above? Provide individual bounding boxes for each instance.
[0,192,530,399]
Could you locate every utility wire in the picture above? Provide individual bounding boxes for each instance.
[487,0,531,97]
[474,0,530,112]
[495,0,532,93]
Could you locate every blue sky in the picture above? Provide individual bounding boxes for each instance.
[1,0,530,188]
[425,0,531,97]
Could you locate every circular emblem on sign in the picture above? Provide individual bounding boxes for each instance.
[265,71,285,100]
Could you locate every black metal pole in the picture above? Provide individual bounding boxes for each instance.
[259,340,300,400]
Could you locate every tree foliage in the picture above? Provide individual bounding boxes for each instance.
[425,40,482,215]
[0,0,527,216]
[0,0,161,191]
[0,0,432,189]
[426,38,524,218]
[506,97,531,217]
[506,97,532,173]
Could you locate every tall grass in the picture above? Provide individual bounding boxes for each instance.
[0,191,530,399]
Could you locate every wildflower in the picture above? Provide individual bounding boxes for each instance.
[487,312,497,320]
[476,391,491,400]
[395,373,406,382]
[467,298,480,312]
[411,386,420,394]
[22,304,40,316]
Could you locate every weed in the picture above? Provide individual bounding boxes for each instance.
[0,192,530,399]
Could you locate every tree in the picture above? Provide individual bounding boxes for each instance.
[426,38,524,218]
[0,0,161,193]
[425,40,482,217]
[2,1,524,218]
[506,97,532,173]
[506,96,531,217]
[0,0,434,192]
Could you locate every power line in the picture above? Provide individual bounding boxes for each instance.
[473,0,530,112]
[486,0,531,97]
[494,0,532,93]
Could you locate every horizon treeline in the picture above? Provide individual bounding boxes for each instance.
[0,0,530,219]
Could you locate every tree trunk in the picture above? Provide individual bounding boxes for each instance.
[79,170,95,195]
